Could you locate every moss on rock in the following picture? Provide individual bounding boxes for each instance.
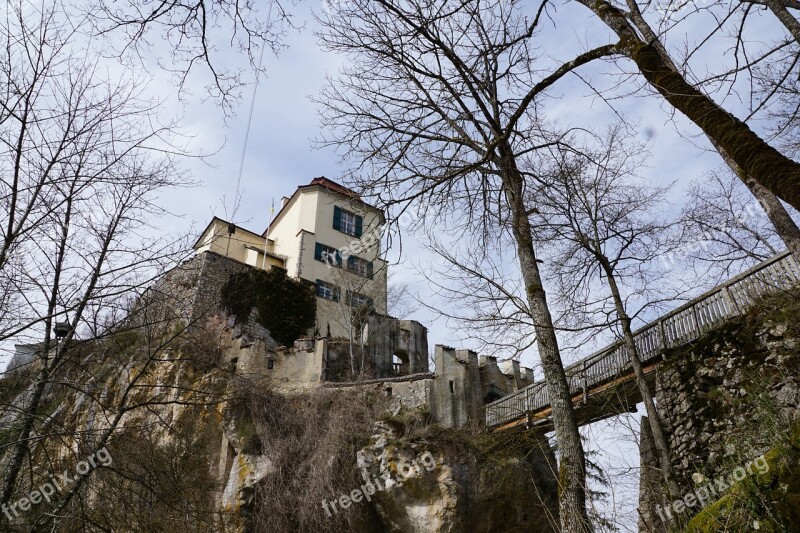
[685,421,800,532]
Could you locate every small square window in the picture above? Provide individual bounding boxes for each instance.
[315,243,342,267]
[267,359,275,370]
[349,291,371,308]
[347,256,373,278]
[334,206,362,237]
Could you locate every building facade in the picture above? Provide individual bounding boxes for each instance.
[193,177,388,338]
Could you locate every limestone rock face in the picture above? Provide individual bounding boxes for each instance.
[357,424,458,532]
[357,421,559,533]
[221,453,274,517]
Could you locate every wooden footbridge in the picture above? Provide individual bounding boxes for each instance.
[485,250,800,432]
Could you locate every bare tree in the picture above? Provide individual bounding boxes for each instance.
[314,1,624,528]
[570,0,800,211]
[417,230,541,359]
[613,1,800,263]
[322,253,388,379]
[531,125,683,519]
[679,168,789,284]
[87,0,293,116]
[0,1,191,511]
[387,276,419,319]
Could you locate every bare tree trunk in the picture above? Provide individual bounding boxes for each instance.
[500,152,590,532]
[0,192,73,507]
[762,0,800,43]
[733,160,800,260]
[625,1,800,261]
[600,260,680,507]
[578,0,800,211]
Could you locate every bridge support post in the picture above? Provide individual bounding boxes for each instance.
[581,361,588,404]
[692,305,702,334]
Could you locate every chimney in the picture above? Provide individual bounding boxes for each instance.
[281,196,290,208]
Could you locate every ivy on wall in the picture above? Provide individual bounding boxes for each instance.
[220,267,316,346]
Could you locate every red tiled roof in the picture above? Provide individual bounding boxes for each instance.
[263,176,381,236]
[306,176,359,198]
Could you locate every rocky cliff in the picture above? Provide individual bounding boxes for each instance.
[0,315,559,532]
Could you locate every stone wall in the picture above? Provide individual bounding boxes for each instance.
[149,252,531,430]
[639,297,800,530]
[146,250,256,327]
[430,347,485,428]
[363,315,429,377]
[479,355,534,402]
[311,345,535,429]
[150,251,431,385]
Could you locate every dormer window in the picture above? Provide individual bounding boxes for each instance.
[333,206,363,237]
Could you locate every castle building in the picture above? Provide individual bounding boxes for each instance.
[193,177,388,338]
[9,177,535,422]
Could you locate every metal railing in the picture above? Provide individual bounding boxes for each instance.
[485,251,800,428]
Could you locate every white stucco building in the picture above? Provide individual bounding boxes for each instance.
[194,177,388,336]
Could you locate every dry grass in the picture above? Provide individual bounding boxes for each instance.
[230,381,389,532]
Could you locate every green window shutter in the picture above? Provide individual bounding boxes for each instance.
[347,255,355,270]
[335,251,342,267]
[355,215,363,237]
[314,243,323,261]
[315,279,322,296]
[367,261,374,279]
[333,286,340,302]
[333,206,342,231]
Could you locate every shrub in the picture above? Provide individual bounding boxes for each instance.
[221,267,316,346]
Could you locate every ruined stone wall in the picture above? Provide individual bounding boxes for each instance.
[313,345,533,429]
[428,347,484,428]
[478,355,534,402]
[147,251,261,328]
[364,315,429,377]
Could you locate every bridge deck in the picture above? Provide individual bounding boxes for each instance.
[485,251,800,430]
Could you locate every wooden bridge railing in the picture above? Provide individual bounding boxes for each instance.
[485,250,800,428]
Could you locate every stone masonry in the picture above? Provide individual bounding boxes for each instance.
[638,311,800,531]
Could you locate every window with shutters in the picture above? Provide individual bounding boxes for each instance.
[347,291,373,309]
[314,242,341,267]
[333,205,362,237]
[316,280,340,301]
[347,255,373,278]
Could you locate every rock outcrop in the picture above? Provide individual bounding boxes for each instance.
[357,418,559,533]
[0,315,560,533]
